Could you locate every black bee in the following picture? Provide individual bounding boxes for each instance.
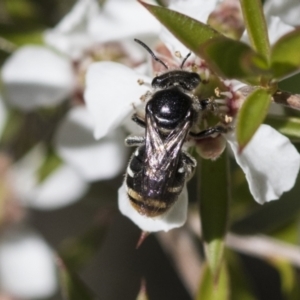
[124,39,225,217]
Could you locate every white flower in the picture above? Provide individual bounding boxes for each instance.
[1,0,160,111]
[54,105,128,182]
[87,0,160,44]
[264,0,300,27]
[85,62,149,140]
[0,226,58,299]
[8,105,129,210]
[1,0,160,209]
[226,124,300,204]
[1,46,75,111]
[44,0,100,59]
[84,0,300,231]
[264,16,294,45]
[9,144,89,210]
[45,0,160,59]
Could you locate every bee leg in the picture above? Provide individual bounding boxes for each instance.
[182,151,197,168]
[189,125,227,139]
[132,113,146,128]
[181,152,197,180]
[125,136,145,147]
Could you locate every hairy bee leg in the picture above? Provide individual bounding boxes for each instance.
[189,125,227,139]
[125,136,145,147]
[132,113,146,128]
[181,152,197,181]
[182,151,197,168]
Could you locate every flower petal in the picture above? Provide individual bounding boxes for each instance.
[241,15,293,46]
[0,227,57,299]
[266,16,294,45]
[226,124,300,204]
[28,164,89,209]
[9,145,88,210]
[88,0,160,43]
[118,182,188,232]
[160,0,220,55]
[169,0,220,21]
[2,46,75,110]
[44,0,100,58]
[264,0,300,26]
[84,61,150,139]
[55,106,128,181]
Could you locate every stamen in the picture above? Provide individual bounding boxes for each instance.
[137,80,151,89]
[214,99,227,104]
[139,91,151,102]
[191,64,198,72]
[204,69,210,81]
[218,106,229,112]
[220,91,233,98]
[175,51,182,58]
[224,115,233,123]
[215,87,221,97]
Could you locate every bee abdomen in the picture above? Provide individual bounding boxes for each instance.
[127,188,173,217]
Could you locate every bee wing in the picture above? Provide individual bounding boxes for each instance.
[144,113,191,174]
[141,113,191,197]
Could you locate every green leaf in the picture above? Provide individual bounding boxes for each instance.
[239,0,270,62]
[138,1,221,54]
[197,263,230,300]
[236,88,271,151]
[4,30,43,46]
[265,115,300,138]
[271,221,299,245]
[58,259,95,300]
[226,251,256,300]
[0,110,22,146]
[270,259,300,300]
[5,0,37,19]
[279,71,300,94]
[199,36,268,84]
[199,150,230,278]
[271,29,300,79]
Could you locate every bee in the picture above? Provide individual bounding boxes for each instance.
[124,39,225,217]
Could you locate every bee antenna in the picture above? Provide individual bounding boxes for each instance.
[181,52,191,69]
[134,38,168,70]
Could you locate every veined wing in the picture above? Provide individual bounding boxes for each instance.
[145,112,192,171]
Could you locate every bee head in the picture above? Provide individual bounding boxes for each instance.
[151,70,201,91]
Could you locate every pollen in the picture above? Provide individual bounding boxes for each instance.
[137,79,144,85]
[175,51,182,58]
